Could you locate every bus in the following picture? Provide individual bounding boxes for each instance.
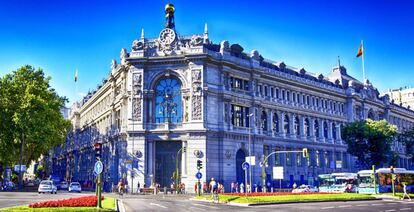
[357,168,414,194]
[318,173,358,193]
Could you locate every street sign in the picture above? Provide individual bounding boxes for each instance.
[195,172,202,179]
[336,160,342,169]
[245,156,256,166]
[94,161,103,174]
[14,165,26,172]
[242,162,250,170]
[272,166,284,179]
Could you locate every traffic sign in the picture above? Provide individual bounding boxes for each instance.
[94,161,103,174]
[14,165,26,172]
[195,172,202,179]
[242,162,250,170]
[272,166,284,179]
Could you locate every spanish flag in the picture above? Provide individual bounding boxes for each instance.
[74,69,78,82]
[356,41,364,58]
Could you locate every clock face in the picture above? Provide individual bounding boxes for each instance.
[159,28,176,45]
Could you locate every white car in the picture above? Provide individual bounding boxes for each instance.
[60,181,69,190]
[292,185,319,193]
[68,182,82,192]
[38,180,57,194]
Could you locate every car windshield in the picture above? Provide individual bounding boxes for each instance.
[40,181,51,185]
[71,183,80,186]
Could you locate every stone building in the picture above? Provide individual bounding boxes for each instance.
[386,87,414,111]
[50,5,414,192]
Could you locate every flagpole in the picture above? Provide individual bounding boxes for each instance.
[361,40,366,84]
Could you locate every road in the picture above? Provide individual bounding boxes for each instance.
[120,194,414,212]
[0,191,95,209]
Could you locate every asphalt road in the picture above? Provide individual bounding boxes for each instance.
[120,194,414,212]
[0,191,95,209]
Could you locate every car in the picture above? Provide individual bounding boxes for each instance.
[60,181,69,190]
[38,180,57,194]
[292,185,319,193]
[68,182,82,192]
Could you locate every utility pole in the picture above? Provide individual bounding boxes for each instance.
[248,113,254,193]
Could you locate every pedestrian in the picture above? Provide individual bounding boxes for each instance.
[209,178,217,194]
[293,182,297,189]
[203,182,208,193]
[235,182,239,193]
[170,182,175,194]
[231,181,235,193]
[137,181,140,193]
[240,182,244,193]
[402,183,411,201]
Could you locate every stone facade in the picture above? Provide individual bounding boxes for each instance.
[386,87,414,111]
[50,19,414,193]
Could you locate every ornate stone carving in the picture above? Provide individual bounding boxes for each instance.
[251,49,260,60]
[132,73,142,96]
[191,69,202,120]
[132,39,144,51]
[190,35,203,47]
[120,48,129,64]
[132,98,141,121]
[220,40,230,53]
[111,59,117,70]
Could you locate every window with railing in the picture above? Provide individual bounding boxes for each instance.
[231,105,250,127]
[154,77,183,123]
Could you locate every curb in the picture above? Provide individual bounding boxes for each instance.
[227,198,381,207]
[190,197,380,207]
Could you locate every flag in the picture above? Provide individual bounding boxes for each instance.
[74,69,78,82]
[356,41,364,58]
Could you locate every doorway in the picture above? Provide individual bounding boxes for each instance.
[236,149,246,184]
[155,141,182,187]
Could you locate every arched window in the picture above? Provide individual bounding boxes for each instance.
[154,77,182,123]
[314,120,319,138]
[323,121,328,138]
[294,116,300,135]
[261,111,267,131]
[284,114,290,134]
[304,118,310,136]
[273,113,279,133]
[332,123,337,140]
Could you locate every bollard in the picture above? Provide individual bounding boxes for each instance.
[164,187,167,194]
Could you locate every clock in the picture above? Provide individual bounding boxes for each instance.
[159,28,176,45]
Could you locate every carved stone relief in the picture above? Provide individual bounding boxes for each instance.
[132,72,142,121]
[132,98,141,121]
[191,69,202,120]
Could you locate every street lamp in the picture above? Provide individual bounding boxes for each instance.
[248,113,254,193]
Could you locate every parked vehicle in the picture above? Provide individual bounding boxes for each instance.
[38,180,57,194]
[68,182,82,192]
[60,181,69,190]
[292,185,319,193]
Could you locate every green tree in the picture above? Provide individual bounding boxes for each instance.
[0,65,71,169]
[342,119,397,169]
[398,127,414,157]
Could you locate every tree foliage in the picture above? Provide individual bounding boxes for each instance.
[0,65,71,167]
[342,119,397,169]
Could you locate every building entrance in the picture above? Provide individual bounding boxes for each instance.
[236,149,246,184]
[155,141,182,188]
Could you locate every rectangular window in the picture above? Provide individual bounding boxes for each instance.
[282,90,286,100]
[275,147,281,165]
[296,149,302,167]
[276,88,280,99]
[229,77,234,88]
[258,85,263,96]
[316,150,320,167]
[293,93,296,102]
[286,148,292,166]
[244,80,249,91]
[270,87,274,98]
[342,152,348,168]
[287,91,290,101]
[264,145,270,157]
[264,86,268,96]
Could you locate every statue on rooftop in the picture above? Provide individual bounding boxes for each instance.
[165,3,175,30]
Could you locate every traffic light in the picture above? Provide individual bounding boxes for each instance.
[94,143,102,160]
[302,148,309,158]
[197,159,203,170]
[183,147,186,153]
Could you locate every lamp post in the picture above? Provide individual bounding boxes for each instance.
[248,113,254,193]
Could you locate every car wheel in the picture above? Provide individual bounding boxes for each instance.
[38,192,41,194]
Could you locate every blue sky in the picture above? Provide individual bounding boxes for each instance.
[1,0,413,106]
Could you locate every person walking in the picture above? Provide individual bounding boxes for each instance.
[402,183,411,201]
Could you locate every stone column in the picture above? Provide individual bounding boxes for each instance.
[327,121,333,143]
[278,112,284,137]
[288,113,294,138]
[309,117,315,142]
[268,109,273,136]
[146,140,154,186]
[318,119,324,142]
[299,116,306,140]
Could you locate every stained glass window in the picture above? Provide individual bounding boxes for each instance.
[155,77,182,123]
